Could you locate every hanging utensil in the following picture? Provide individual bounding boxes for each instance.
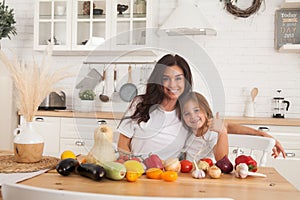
[111,65,121,102]
[99,68,109,102]
[251,87,258,102]
[119,65,138,102]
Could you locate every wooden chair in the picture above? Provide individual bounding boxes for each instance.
[2,183,234,200]
[228,134,276,166]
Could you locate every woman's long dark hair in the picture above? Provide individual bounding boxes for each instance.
[127,54,193,124]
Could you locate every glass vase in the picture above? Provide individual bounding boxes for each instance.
[13,121,44,163]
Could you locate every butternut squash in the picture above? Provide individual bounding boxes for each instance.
[86,124,116,165]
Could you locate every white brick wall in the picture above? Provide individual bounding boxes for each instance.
[3,0,300,118]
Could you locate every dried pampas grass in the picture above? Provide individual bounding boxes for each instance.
[0,50,73,122]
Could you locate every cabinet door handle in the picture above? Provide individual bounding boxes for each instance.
[232,148,244,154]
[285,152,296,158]
[75,141,85,146]
[35,117,44,122]
[97,120,107,125]
[258,126,270,132]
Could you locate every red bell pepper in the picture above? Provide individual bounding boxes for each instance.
[235,155,257,172]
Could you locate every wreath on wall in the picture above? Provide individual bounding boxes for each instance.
[220,0,265,18]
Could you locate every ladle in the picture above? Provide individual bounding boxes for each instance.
[99,69,109,102]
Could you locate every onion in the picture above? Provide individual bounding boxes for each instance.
[215,155,233,174]
[208,165,222,179]
[163,158,181,172]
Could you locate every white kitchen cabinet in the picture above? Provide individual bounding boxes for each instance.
[34,0,72,50]
[241,124,300,190]
[20,116,61,157]
[19,115,120,157]
[34,0,156,52]
[60,117,120,155]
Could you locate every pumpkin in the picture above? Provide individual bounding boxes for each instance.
[86,124,116,165]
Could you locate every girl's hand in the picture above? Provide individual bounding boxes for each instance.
[209,112,227,133]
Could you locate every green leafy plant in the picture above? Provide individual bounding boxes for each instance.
[79,90,96,100]
[0,0,17,40]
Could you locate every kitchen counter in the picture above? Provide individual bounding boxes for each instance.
[33,111,300,126]
[1,167,299,200]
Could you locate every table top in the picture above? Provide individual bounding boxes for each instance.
[0,150,299,200]
[0,167,296,200]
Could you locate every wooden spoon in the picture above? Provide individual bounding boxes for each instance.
[251,87,258,102]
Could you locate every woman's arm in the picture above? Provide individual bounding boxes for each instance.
[117,134,132,153]
[212,126,229,161]
[227,123,286,158]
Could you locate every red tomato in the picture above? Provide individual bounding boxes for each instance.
[200,158,213,167]
[180,160,193,173]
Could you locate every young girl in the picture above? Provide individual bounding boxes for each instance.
[180,92,228,162]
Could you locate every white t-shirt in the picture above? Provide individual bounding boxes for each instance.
[118,99,189,160]
[184,131,218,162]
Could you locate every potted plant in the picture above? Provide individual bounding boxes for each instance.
[79,89,96,112]
[0,0,17,46]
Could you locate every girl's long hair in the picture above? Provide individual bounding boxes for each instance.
[126,54,193,124]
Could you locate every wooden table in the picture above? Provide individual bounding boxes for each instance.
[0,167,298,200]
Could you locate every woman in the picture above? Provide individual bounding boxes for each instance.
[117,54,285,160]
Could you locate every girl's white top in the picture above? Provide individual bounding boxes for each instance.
[184,130,218,162]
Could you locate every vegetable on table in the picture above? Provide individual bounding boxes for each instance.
[163,158,181,172]
[56,158,79,176]
[123,160,145,177]
[75,163,106,181]
[86,124,116,166]
[180,160,193,173]
[143,153,163,170]
[215,155,233,174]
[197,160,210,171]
[146,168,163,179]
[101,161,126,180]
[126,171,140,182]
[235,155,257,172]
[161,171,178,182]
[192,160,205,179]
[200,158,213,167]
[208,165,222,179]
[234,163,249,179]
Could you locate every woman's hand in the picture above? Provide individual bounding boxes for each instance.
[117,134,132,153]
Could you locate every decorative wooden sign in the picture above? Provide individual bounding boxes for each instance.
[275,9,300,49]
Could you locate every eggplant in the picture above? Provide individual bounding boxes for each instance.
[76,163,106,181]
[56,158,79,176]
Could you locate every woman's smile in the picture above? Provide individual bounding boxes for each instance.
[162,65,185,100]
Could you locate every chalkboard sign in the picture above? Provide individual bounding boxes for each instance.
[275,9,300,49]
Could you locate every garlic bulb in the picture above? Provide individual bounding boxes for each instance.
[235,163,249,179]
[192,169,206,179]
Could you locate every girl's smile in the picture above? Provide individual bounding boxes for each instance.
[182,99,207,134]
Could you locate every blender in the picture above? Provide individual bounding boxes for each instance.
[272,90,290,118]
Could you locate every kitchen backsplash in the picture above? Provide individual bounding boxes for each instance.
[3,0,300,118]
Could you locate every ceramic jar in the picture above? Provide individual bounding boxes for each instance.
[13,122,44,163]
